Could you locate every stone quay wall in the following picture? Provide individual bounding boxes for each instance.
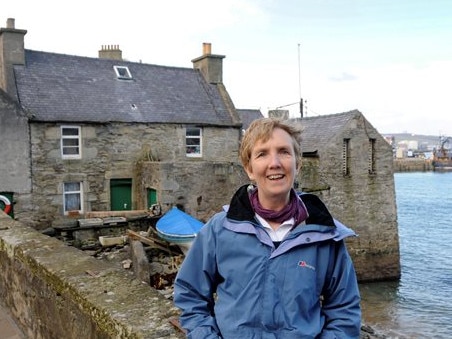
[0,212,184,339]
[393,158,433,172]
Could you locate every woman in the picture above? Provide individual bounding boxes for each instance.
[174,117,361,338]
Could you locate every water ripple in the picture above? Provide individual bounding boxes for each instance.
[360,172,452,338]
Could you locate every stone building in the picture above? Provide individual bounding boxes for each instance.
[295,111,400,281]
[0,18,399,281]
[0,18,248,229]
[0,90,32,221]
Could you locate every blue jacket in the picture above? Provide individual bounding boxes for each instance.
[174,185,361,338]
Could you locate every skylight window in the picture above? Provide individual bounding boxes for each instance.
[113,65,132,80]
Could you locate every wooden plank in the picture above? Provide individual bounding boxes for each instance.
[126,230,173,255]
[85,210,150,219]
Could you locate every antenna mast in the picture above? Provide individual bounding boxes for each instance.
[298,43,303,118]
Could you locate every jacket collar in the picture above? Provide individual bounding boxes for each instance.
[226,184,336,228]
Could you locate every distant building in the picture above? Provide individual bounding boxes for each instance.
[384,133,441,159]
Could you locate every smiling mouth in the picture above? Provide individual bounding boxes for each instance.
[267,174,284,180]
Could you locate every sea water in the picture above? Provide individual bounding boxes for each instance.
[359,171,452,338]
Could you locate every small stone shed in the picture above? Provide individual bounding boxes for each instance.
[295,110,400,281]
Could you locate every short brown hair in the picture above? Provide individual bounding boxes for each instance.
[240,117,303,170]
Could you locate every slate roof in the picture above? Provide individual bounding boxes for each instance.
[14,50,238,126]
[236,108,264,130]
[294,110,362,154]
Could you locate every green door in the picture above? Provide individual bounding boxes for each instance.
[147,188,157,208]
[110,179,132,211]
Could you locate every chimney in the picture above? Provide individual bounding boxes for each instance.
[191,42,225,84]
[98,45,122,60]
[0,18,27,99]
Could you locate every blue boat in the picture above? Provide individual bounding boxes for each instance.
[156,207,204,253]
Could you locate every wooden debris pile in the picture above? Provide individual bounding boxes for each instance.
[126,228,185,296]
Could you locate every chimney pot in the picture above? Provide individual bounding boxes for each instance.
[6,18,15,29]
[203,42,212,55]
[98,44,122,60]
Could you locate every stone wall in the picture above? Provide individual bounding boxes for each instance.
[0,212,184,339]
[393,158,433,172]
[26,122,241,230]
[298,115,400,282]
[138,161,249,222]
[0,91,32,223]
[0,212,388,339]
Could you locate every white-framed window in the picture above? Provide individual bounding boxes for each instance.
[186,127,202,157]
[63,182,83,214]
[113,65,132,80]
[61,126,81,159]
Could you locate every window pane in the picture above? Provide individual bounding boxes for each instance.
[61,126,81,158]
[186,138,200,146]
[63,139,79,147]
[186,128,201,136]
[114,66,132,79]
[64,182,81,212]
[64,182,80,191]
[65,193,81,211]
[63,147,80,155]
[186,146,200,154]
[62,128,79,136]
[186,127,202,156]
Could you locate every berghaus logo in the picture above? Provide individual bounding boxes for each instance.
[298,260,316,271]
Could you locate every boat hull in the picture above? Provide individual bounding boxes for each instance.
[432,160,452,171]
[155,207,203,254]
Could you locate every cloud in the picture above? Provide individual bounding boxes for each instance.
[4,0,452,136]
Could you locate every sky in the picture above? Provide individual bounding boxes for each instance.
[3,0,452,136]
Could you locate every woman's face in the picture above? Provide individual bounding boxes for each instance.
[245,127,297,209]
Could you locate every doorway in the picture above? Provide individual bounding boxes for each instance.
[110,179,132,211]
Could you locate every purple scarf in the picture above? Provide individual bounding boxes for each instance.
[248,186,308,225]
